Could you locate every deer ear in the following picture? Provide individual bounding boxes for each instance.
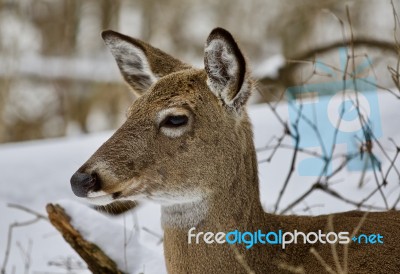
[204,28,252,112]
[102,30,189,96]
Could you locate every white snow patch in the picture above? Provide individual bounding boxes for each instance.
[58,200,166,274]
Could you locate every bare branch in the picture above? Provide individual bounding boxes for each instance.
[46,203,125,274]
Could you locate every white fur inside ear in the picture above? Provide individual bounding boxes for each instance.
[204,39,241,106]
[205,40,238,88]
[231,80,251,110]
[205,40,238,76]
[104,37,158,91]
[121,41,157,81]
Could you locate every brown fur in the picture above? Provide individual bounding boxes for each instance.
[73,28,400,273]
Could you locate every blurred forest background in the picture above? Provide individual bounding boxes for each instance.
[0,0,399,143]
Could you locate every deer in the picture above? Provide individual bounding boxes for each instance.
[70,27,400,273]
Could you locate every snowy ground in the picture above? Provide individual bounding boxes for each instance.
[1,91,399,273]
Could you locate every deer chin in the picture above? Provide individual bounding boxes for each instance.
[84,190,124,206]
[83,192,114,206]
[83,183,148,206]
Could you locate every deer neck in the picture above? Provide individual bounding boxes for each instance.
[161,128,271,273]
[161,126,266,232]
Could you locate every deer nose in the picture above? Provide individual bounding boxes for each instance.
[70,171,100,197]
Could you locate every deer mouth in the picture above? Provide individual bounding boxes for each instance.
[85,190,126,205]
[84,190,115,205]
[84,184,145,205]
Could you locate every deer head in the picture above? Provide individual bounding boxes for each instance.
[70,28,255,215]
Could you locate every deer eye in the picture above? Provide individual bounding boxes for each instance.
[161,115,188,128]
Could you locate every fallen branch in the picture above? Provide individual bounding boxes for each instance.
[46,203,124,274]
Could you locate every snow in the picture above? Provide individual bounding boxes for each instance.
[59,200,164,274]
[254,92,400,214]
[1,91,399,273]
